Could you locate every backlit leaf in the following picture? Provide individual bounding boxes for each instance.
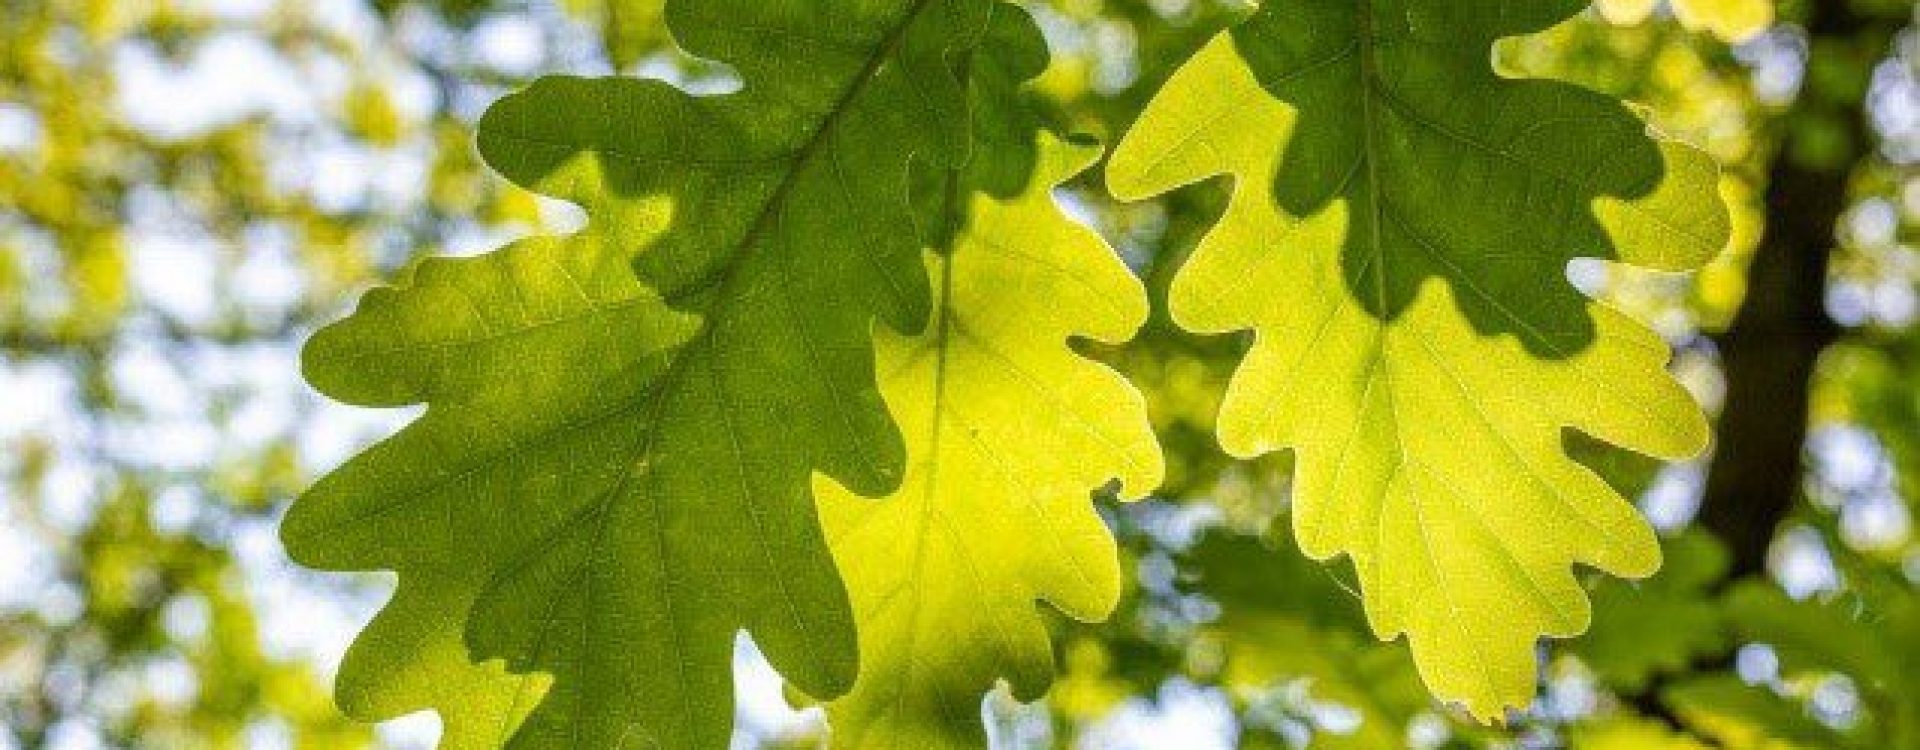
[815,129,1163,748]
[283,1,1030,747]
[1109,0,1729,718]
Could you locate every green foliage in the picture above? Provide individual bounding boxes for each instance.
[1666,675,1854,749]
[283,1,1164,748]
[0,1,537,747]
[1570,533,1730,692]
[20,0,1909,749]
[1179,529,1441,748]
[815,129,1162,748]
[1566,714,1713,749]
[1108,0,1730,718]
[806,16,1166,746]
[1674,579,1920,748]
[1598,0,1776,44]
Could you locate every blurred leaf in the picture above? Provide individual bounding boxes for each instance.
[1569,533,1730,692]
[1568,714,1713,749]
[603,0,669,70]
[1666,675,1854,749]
[1716,579,1920,746]
[1182,529,1458,748]
[1672,0,1776,44]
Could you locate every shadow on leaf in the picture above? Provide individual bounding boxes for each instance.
[284,1,1061,748]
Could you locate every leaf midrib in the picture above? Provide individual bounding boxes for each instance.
[314,0,950,537]
[512,3,955,741]
[877,174,963,743]
[1346,1,1648,702]
[1342,11,1664,551]
[1351,0,1500,697]
[663,0,944,306]
[1352,0,1407,499]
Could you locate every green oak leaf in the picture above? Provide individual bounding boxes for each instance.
[814,130,1163,748]
[810,21,1162,741]
[283,1,1031,747]
[1108,0,1729,719]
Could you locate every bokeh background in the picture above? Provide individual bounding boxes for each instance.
[2,0,1918,747]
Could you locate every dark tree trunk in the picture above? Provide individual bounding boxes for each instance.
[1694,151,1845,581]
[1695,3,1891,581]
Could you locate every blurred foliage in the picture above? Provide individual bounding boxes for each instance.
[2,0,1918,748]
[1571,533,1730,695]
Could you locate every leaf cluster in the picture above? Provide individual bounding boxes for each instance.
[286,0,1738,745]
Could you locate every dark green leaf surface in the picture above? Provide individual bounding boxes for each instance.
[283,2,1032,747]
